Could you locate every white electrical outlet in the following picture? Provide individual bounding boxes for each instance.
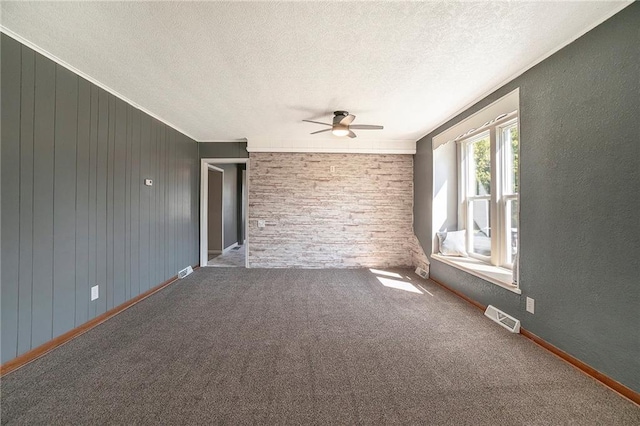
[144,179,153,186]
[526,297,535,314]
[330,165,336,172]
[257,219,266,228]
[91,285,99,301]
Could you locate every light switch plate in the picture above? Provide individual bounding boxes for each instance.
[257,220,266,228]
[91,285,99,301]
[526,297,535,314]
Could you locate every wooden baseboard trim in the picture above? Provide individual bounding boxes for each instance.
[427,276,639,406]
[428,277,486,312]
[520,329,639,405]
[0,264,200,377]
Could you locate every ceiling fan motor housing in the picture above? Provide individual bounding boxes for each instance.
[333,111,349,124]
[302,111,382,138]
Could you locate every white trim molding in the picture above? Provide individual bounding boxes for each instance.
[431,254,521,295]
[223,242,239,253]
[200,158,249,268]
[433,89,519,150]
[247,139,416,155]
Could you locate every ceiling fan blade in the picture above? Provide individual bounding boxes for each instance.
[310,128,332,135]
[349,124,383,130]
[302,120,332,126]
[340,114,356,125]
[347,130,357,138]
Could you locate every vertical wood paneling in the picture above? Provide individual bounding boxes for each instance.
[124,105,132,300]
[75,78,91,326]
[96,88,109,316]
[113,99,127,306]
[177,138,184,269]
[151,120,159,286]
[192,144,199,263]
[166,129,175,277]
[173,130,178,273]
[139,114,151,293]
[31,53,56,348]
[88,85,99,320]
[1,35,200,363]
[106,94,115,310]
[131,108,141,297]
[157,123,166,281]
[188,142,194,267]
[154,121,160,278]
[17,46,36,354]
[1,36,22,362]
[184,141,191,269]
[52,66,78,337]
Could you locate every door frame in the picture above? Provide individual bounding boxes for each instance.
[200,158,249,267]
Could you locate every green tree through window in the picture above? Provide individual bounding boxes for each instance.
[511,127,519,193]
[473,137,491,195]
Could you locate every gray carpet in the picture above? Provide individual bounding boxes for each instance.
[1,268,638,425]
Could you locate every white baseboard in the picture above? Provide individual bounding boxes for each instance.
[223,242,239,253]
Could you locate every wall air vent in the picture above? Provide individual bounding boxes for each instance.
[484,305,521,333]
[178,266,194,279]
[415,267,429,279]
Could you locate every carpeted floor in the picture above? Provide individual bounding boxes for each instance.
[1,268,638,425]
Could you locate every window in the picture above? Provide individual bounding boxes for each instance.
[431,89,520,291]
[460,116,519,269]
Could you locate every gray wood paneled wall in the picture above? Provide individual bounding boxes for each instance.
[1,34,200,364]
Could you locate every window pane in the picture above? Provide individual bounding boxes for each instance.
[503,124,519,194]
[469,199,491,256]
[506,199,518,265]
[471,137,491,195]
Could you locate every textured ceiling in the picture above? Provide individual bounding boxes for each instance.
[0,1,630,147]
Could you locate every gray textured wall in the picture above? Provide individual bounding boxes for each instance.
[198,142,248,159]
[217,164,239,249]
[414,4,640,391]
[1,34,200,363]
[249,153,415,268]
[208,170,223,251]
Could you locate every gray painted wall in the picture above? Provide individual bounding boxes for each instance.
[216,164,239,249]
[1,34,200,364]
[207,170,223,251]
[239,168,246,244]
[198,142,248,159]
[414,4,640,392]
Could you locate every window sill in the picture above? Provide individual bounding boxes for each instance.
[431,254,521,294]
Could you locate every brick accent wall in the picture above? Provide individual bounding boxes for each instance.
[248,152,415,268]
[409,235,430,272]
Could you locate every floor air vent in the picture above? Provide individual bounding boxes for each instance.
[178,266,194,279]
[484,305,520,333]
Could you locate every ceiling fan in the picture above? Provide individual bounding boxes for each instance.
[303,111,383,138]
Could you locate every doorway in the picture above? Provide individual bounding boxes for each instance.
[200,158,249,268]
[207,166,224,259]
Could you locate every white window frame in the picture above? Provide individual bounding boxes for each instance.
[461,131,492,263]
[499,119,519,269]
[458,114,519,269]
